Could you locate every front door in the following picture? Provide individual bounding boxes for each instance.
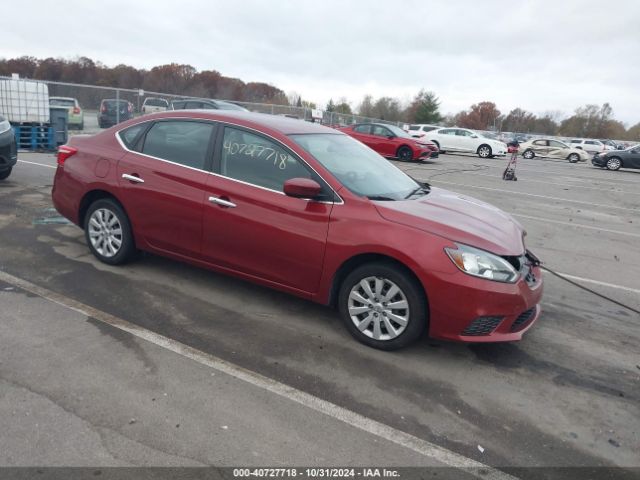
[201,125,334,294]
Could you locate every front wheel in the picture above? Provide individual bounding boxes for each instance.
[84,198,137,265]
[523,149,535,159]
[0,168,12,180]
[477,144,492,158]
[568,153,580,163]
[606,157,622,171]
[397,146,413,162]
[338,262,427,350]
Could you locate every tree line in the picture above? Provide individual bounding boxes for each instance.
[1,56,637,140]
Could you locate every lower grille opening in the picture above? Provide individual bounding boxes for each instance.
[511,307,537,332]
[462,316,504,336]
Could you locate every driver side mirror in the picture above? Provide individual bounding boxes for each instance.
[387,135,395,139]
[283,178,322,199]
[471,134,478,138]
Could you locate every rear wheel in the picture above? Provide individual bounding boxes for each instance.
[338,262,427,350]
[477,144,492,158]
[523,149,535,159]
[605,157,622,171]
[84,198,136,265]
[397,146,413,162]
[0,168,12,180]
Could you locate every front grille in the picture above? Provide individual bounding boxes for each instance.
[511,307,536,332]
[462,316,503,336]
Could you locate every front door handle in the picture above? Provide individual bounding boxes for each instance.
[122,173,144,184]
[208,196,237,208]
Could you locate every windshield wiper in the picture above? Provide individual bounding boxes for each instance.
[404,184,431,199]
[367,195,396,201]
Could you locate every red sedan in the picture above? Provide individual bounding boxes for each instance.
[339,123,438,161]
[52,110,542,350]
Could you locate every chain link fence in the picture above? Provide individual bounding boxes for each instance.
[0,76,403,141]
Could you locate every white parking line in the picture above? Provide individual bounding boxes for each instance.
[552,272,640,295]
[17,159,57,169]
[513,214,640,238]
[0,270,514,480]
[433,180,637,212]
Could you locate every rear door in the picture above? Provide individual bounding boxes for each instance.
[116,119,217,258]
[435,129,458,150]
[627,147,640,168]
[350,124,375,149]
[531,139,551,157]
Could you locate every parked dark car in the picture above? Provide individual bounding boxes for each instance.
[98,99,134,128]
[592,144,640,171]
[171,98,248,111]
[0,115,17,180]
[52,110,542,350]
[339,123,439,161]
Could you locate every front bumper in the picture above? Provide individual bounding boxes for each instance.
[425,264,544,342]
[0,128,17,171]
[591,156,607,167]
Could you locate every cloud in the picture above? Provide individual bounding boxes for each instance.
[4,0,639,124]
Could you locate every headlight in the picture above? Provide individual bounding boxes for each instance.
[445,243,519,283]
[0,119,11,135]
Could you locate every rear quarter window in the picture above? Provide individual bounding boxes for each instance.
[118,123,147,150]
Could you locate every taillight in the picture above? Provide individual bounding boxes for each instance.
[57,145,78,167]
[101,105,106,113]
[73,107,81,114]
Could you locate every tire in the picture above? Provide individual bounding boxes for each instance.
[568,153,580,163]
[0,168,12,180]
[523,149,535,160]
[397,146,413,162]
[338,262,427,350]
[84,198,137,265]
[477,144,492,158]
[605,157,622,171]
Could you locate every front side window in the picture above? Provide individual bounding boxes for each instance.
[354,124,371,134]
[371,125,391,137]
[585,140,599,145]
[220,127,312,192]
[141,121,214,170]
[291,133,420,201]
[439,129,455,135]
[549,140,567,148]
[408,125,420,131]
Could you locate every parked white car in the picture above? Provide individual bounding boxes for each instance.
[424,127,507,158]
[568,138,614,154]
[141,97,169,114]
[406,124,441,138]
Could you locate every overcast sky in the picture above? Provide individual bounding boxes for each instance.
[4,0,639,124]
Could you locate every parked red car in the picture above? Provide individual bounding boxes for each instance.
[52,111,542,350]
[339,123,439,161]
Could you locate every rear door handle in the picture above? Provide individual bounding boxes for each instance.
[122,173,144,184]
[208,196,237,208]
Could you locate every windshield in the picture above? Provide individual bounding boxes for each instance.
[50,98,75,107]
[385,124,412,138]
[290,133,422,200]
[216,102,248,111]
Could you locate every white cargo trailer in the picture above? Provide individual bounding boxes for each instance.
[0,78,50,123]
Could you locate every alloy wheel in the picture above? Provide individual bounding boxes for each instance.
[606,158,621,170]
[478,146,491,158]
[88,208,123,258]
[347,276,410,341]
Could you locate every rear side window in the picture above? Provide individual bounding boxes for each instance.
[422,126,437,132]
[408,125,420,131]
[171,101,187,110]
[142,121,215,170]
[219,126,312,192]
[585,140,599,145]
[118,123,147,149]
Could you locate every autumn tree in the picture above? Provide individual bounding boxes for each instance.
[358,95,375,117]
[455,101,501,130]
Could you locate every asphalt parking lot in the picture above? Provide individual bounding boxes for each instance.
[0,151,638,478]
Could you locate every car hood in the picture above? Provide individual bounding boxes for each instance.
[373,187,525,255]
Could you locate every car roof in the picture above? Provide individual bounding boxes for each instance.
[130,110,341,135]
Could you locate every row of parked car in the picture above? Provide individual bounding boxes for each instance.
[48,96,248,130]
